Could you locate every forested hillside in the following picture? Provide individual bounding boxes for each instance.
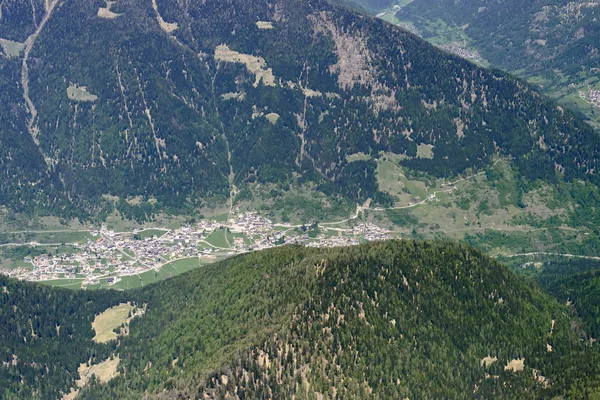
[4,241,600,398]
[0,0,599,219]
[0,276,131,399]
[531,258,600,341]
[394,0,600,126]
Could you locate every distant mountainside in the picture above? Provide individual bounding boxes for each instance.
[391,0,600,126]
[532,257,600,340]
[0,0,599,219]
[3,241,600,399]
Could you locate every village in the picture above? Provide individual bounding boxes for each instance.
[580,87,600,107]
[5,212,391,287]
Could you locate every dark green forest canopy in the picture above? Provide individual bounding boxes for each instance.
[4,241,600,399]
[530,258,600,340]
[0,275,132,399]
[0,0,598,218]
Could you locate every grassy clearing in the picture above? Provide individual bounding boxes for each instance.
[212,213,229,222]
[92,303,135,343]
[159,257,201,277]
[205,229,231,248]
[0,231,92,246]
[505,358,525,372]
[108,275,141,290]
[152,0,178,32]
[0,39,25,58]
[81,356,120,383]
[346,152,372,163]
[64,356,121,400]
[376,156,435,205]
[67,84,98,102]
[480,356,497,368]
[97,1,121,18]
[32,231,92,244]
[98,258,206,290]
[265,112,280,124]
[214,44,275,87]
[416,144,434,159]
[256,21,274,29]
[376,156,403,197]
[38,279,83,289]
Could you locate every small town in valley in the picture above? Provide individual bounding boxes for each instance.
[4,212,391,288]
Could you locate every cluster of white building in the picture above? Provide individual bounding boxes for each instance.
[580,87,600,107]
[353,223,391,241]
[9,211,399,284]
[230,212,274,234]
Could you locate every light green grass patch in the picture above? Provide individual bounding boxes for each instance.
[212,213,229,223]
[12,231,93,245]
[265,112,280,124]
[205,230,231,248]
[92,303,135,343]
[108,275,142,290]
[403,179,429,200]
[376,156,404,197]
[346,152,372,163]
[416,144,434,159]
[67,84,98,102]
[0,39,25,58]
[38,279,83,289]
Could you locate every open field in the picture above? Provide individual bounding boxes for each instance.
[83,356,120,383]
[92,303,135,343]
[0,39,25,58]
[67,84,98,102]
[376,153,439,205]
[39,279,84,289]
[346,152,372,163]
[64,356,121,399]
[89,257,208,290]
[205,229,232,248]
[214,44,275,87]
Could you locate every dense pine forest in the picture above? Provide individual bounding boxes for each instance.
[3,241,600,398]
[532,258,600,341]
[0,276,131,399]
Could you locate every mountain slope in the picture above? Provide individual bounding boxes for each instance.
[0,0,599,217]
[4,241,600,398]
[0,275,131,399]
[394,0,600,126]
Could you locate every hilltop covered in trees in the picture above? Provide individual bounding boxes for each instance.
[4,241,600,398]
